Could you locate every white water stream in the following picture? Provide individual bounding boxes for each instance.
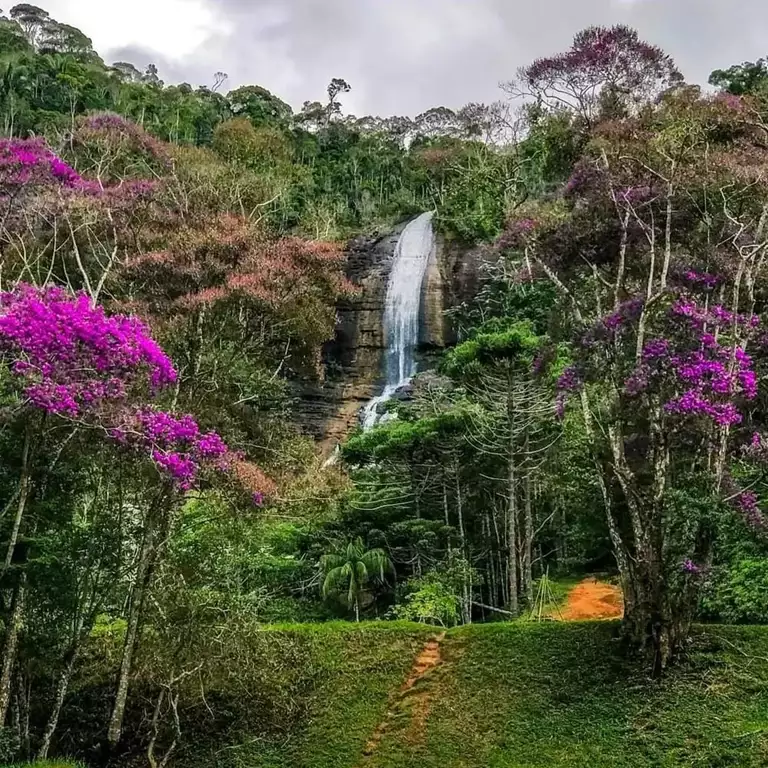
[361,211,436,429]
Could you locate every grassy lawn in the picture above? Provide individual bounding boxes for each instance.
[9,621,768,767]
[194,621,433,768]
[368,622,768,768]
[1,762,84,768]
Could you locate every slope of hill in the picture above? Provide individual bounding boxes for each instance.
[249,622,768,768]
[8,621,768,768]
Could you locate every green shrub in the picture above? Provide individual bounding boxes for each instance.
[700,559,768,624]
[393,574,461,627]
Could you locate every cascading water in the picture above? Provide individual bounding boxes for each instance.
[361,211,435,429]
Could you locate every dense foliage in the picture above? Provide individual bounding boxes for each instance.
[2,6,768,766]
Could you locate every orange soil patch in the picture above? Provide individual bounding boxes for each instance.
[558,577,623,620]
[361,633,445,761]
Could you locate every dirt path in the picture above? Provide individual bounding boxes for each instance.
[557,577,623,620]
[360,632,446,762]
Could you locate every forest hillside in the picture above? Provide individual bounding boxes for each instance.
[2,3,768,766]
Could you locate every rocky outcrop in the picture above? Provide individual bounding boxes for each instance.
[296,222,492,451]
[420,234,493,351]
[296,223,407,449]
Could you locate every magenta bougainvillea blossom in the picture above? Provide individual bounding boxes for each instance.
[0,283,231,490]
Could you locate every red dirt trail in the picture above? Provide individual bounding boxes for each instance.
[557,577,623,620]
[360,632,445,762]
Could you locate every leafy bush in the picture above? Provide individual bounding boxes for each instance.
[393,571,462,627]
[700,559,768,624]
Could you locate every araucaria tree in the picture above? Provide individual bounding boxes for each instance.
[502,62,768,669]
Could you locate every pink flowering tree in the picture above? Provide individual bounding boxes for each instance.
[504,25,683,126]
[500,86,768,671]
[0,283,246,746]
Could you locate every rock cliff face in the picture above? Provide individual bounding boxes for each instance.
[421,234,491,350]
[296,221,490,450]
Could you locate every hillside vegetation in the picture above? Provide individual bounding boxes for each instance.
[4,3,768,765]
[9,621,768,768]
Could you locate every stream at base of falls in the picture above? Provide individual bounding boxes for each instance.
[361,211,436,430]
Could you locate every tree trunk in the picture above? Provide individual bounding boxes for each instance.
[107,513,157,749]
[454,462,471,625]
[3,427,33,575]
[442,479,452,556]
[0,573,26,727]
[15,667,30,759]
[354,599,360,623]
[506,380,519,616]
[37,636,82,760]
[507,448,520,614]
[522,472,534,604]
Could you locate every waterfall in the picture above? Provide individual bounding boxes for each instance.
[361,211,435,429]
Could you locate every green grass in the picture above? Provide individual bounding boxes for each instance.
[187,621,435,768]
[20,621,768,767]
[1,762,84,768]
[368,622,768,767]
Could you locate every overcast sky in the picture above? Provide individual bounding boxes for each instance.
[38,0,768,117]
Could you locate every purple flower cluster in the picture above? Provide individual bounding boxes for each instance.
[0,284,176,417]
[682,559,702,574]
[733,489,765,529]
[644,297,761,426]
[582,298,645,348]
[555,365,583,418]
[564,164,599,196]
[0,283,238,491]
[681,270,721,290]
[714,92,746,112]
[722,474,766,530]
[624,366,650,396]
[0,137,160,214]
[76,112,171,167]
[642,338,669,360]
[672,299,760,331]
[663,341,757,426]
[603,298,644,332]
[664,391,742,426]
[116,408,230,489]
[497,217,540,252]
[0,138,83,191]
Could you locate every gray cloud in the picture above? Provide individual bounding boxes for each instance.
[103,0,768,117]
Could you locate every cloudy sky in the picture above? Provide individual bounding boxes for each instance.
[39,0,768,116]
